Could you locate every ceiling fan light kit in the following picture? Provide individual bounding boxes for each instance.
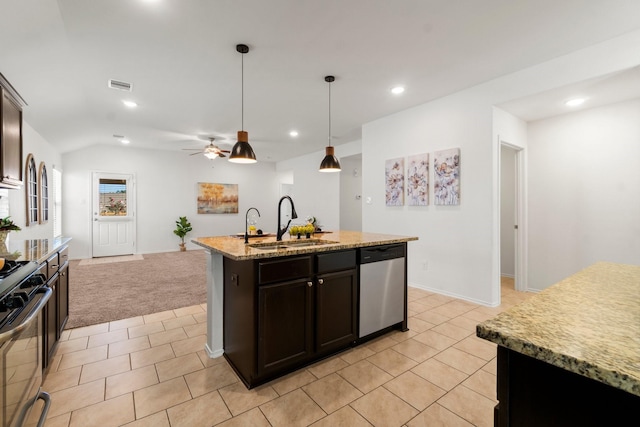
[229,44,257,164]
[319,75,341,172]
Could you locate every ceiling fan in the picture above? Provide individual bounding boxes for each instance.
[182,137,230,160]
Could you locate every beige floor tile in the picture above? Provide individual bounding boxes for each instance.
[391,338,439,363]
[413,330,458,351]
[122,411,170,427]
[407,317,435,333]
[69,393,135,427]
[310,405,371,427]
[306,355,349,379]
[454,335,497,361]
[148,327,188,347]
[367,348,418,377]
[461,308,497,323]
[350,386,419,427]
[155,352,203,382]
[196,350,227,368]
[269,369,317,396]
[448,313,483,331]
[434,347,486,375]
[219,382,279,416]
[384,371,446,411]
[431,322,473,341]
[183,321,206,338]
[143,310,176,324]
[171,334,207,357]
[130,343,175,369]
[408,300,431,313]
[338,346,376,365]
[58,345,108,371]
[174,304,205,317]
[79,354,130,384]
[430,300,477,318]
[184,362,239,397]
[407,403,474,427]
[162,314,197,331]
[364,336,398,353]
[387,328,419,342]
[166,391,232,427]
[437,384,496,427]
[128,322,165,339]
[87,329,129,348]
[43,412,71,427]
[59,329,71,342]
[193,311,207,324]
[109,316,144,331]
[302,373,363,414]
[462,369,497,400]
[108,336,151,358]
[68,323,109,340]
[55,337,88,355]
[481,358,497,375]
[413,310,452,326]
[47,378,105,418]
[43,366,81,393]
[260,388,326,426]
[133,377,192,419]
[105,365,159,399]
[411,358,468,391]
[215,407,271,427]
[337,360,393,394]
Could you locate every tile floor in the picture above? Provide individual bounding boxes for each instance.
[39,278,531,427]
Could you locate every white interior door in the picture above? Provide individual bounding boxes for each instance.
[92,172,136,257]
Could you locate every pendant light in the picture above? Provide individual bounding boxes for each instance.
[229,44,257,164]
[319,75,341,172]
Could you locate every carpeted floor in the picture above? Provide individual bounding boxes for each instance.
[66,250,207,330]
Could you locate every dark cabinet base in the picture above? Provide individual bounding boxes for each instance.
[496,346,640,427]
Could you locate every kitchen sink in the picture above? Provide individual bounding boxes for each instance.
[248,239,338,250]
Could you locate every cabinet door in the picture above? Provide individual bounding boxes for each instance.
[57,262,69,335]
[316,269,357,354]
[44,279,58,368]
[0,88,23,187]
[258,279,313,376]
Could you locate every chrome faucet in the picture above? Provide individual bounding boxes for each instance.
[276,196,298,241]
[244,207,260,244]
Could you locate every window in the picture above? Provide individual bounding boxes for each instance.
[25,154,38,226]
[38,162,49,224]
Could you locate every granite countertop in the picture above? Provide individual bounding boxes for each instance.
[477,262,640,396]
[0,236,72,264]
[192,230,418,260]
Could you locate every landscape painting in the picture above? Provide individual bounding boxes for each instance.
[433,148,460,205]
[385,157,404,206]
[197,182,239,214]
[407,153,429,206]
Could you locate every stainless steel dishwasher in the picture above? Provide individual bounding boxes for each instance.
[358,244,406,338]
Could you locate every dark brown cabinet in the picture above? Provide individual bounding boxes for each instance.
[42,245,70,369]
[0,73,25,189]
[224,249,357,388]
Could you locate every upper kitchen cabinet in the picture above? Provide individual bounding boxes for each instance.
[0,73,26,189]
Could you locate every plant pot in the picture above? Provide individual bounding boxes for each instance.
[0,230,9,245]
[179,242,186,252]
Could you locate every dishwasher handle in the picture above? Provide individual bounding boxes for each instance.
[359,244,406,264]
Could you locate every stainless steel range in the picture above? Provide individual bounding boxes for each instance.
[0,260,51,427]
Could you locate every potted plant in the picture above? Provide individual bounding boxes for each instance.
[173,216,192,251]
[0,216,21,244]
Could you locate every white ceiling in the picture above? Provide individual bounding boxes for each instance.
[2,0,640,162]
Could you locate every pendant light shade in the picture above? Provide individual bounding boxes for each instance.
[229,44,257,164]
[319,75,341,172]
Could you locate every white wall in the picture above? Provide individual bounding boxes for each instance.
[527,98,640,290]
[339,155,363,231]
[7,122,62,239]
[362,29,640,306]
[62,145,279,259]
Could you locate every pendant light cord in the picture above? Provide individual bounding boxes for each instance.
[328,79,331,147]
[241,52,244,131]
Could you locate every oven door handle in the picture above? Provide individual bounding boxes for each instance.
[35,391,52,427]
[0,287,52,344]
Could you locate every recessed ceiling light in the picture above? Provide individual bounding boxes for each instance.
[289,130,299,137]
[391,86,405,95]
[122,100,137,108]
[121,139,130,144]
[565,98,586,107]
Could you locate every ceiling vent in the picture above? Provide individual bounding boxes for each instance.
[108,79,133,92]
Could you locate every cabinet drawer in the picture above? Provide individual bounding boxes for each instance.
[316,250,356,274]
[59,245,69,266]
[47,252,60,278]
[258,256,312,285]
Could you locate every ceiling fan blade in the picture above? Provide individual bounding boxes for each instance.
[182,148,202,151]
[220,149,230,153]
[218,153,226,158]
[189,152,203,156]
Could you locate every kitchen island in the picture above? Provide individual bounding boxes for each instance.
[476,262,640,426]
[193,230,417,387]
